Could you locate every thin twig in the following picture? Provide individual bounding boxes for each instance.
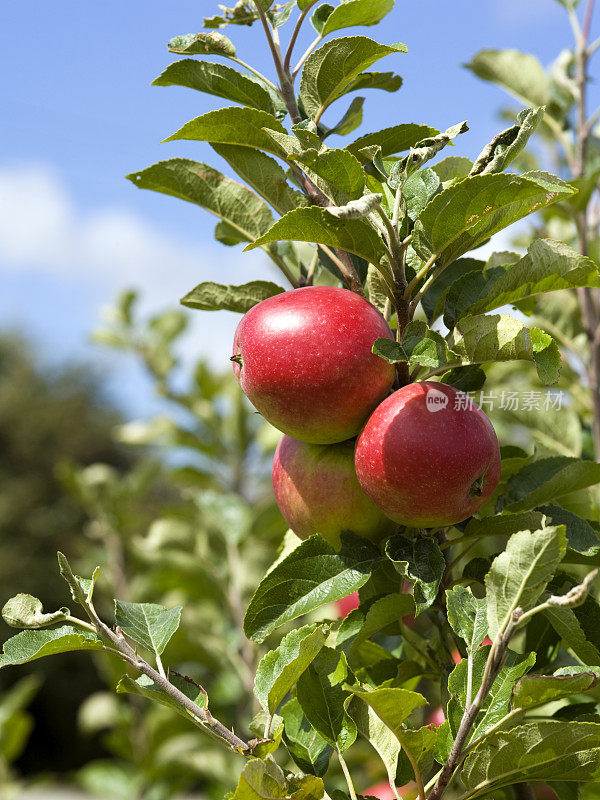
[284,1,319,72]
[319,244,365,295]
[230,57,279,91]
[84,595,249,753]
[428,609,523,800]
[293,34,323,77]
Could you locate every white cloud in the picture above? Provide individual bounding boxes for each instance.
[0,163,276,368]
[0,162,270,290]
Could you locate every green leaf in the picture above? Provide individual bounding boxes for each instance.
[215,219,248,245]
[543,505,600,556]
[431,156,473,183]
[340,592,414,652]
[372,321,454,370]
[116,673,207,725]
[447,649,536,741]
[446,586,488,653]
[212,144,305,214]
[341,71,402,96]
[465,49,552,113]
[347,684,427,727]
[248,712,284,758]
[512,667,600,711]
[470,107,545,176]
[326,193,381,218]
[462,511,547,541]
[2,594,70,630]
[0,626,103,668]
[244,533,381,643]
[281,698,333,776]
[388,121,469,184]
[485,525,567,639]
[460,721,600,798]
[203,2,276,29]
[421,257,484,322]
[448,313,562,385]
[367,264,391,312]
[296,647,356,751]
[57,552,99,607]
[439,365,487,393]
[114,601,181,656]
[346,685,433,774]
[232,757,287,800]
[292,147,366,203]
[167,32,237,58]
[347,693,401,790]
[325,96,365,138]
[402,168,441,220]
[503,457,600,512]
[347,124,439,158]
[127,159,276,245]
[255,624,328,714]
[163,107,287,156]
[320,0,395,35]
[300,37,407,122]
[244,206,388,268]
[412,171,575,267]
[181,280,285,313]
[377,315,561,384]
[444,239,600,325]
[311,4,335,34]
[152,61,283,116]
[385,535,445,615]
[543,605,600,666]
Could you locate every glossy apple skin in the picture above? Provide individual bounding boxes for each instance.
[232,286,395,444]
[335,591,360,618]
[355,382,501,527]
[273,434,394,548]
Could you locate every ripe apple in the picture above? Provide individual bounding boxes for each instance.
[335,591,360,617]
[354,382,501,527]
[427,706,446,727]
[365,780,415,800]
[232,286,395,444]
[273,434,394,547]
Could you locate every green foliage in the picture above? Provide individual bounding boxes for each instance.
[114,601,182,657]
[0,626,103,669]
[300,38,406,122]
[181,280,286,312]
[485,525,566,638]
[244,533,381,642]
[385,534,445,615]
[461,722,600,797]
[255,623,328,713]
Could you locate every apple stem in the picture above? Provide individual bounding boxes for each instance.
[469,476,484,497]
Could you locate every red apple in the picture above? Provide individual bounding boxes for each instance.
[364,780,415,799]
[354,382,501,527]
[335,591,360,617]
[364,782,396,800]
[273,435,394,547]
[427,706,446,727]
[232,287,395,444]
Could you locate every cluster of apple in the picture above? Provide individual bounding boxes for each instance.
[232,286,501,547]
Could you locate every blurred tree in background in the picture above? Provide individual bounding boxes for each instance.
[0,298,289,799]
[0,333,136,777]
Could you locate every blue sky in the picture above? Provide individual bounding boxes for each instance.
[0,0,593,415]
